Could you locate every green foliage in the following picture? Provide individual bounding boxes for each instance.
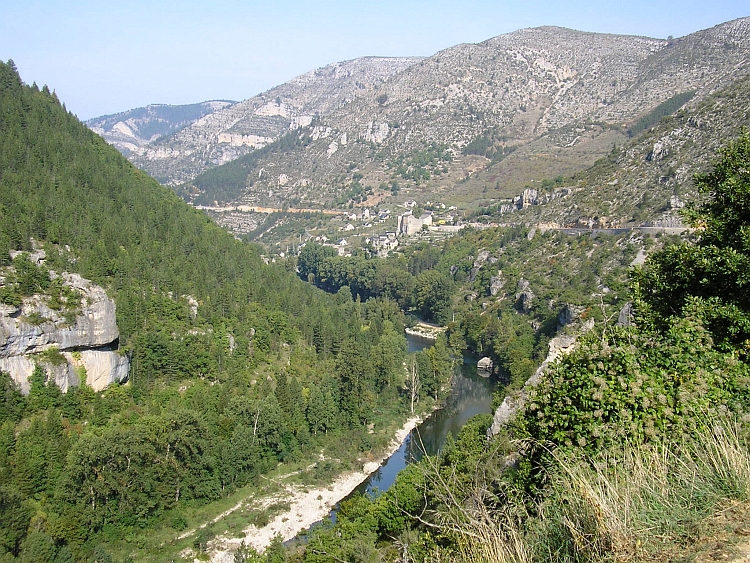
[10,254,50,295]
[514,320,748,461]
[0,485,32,555]
[18,531,56,563]
[389,143,452,183]
[296,243,337,283]
[628,90,696,137]
[462,128,517,163]
[186,128,313,205]
[414,335,452,400]
[233,540,262,562]
[414,270,453,325]
[0,371,24,425]
[0,60,425,560]
[632,131,750,349]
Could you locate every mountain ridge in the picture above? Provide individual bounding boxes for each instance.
[127,56,423,184]
[86,100,236,156]
[168,17,749,211]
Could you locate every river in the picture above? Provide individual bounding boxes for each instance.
[334,333,498,514]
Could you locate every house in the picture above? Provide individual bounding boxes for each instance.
[418,211,433,226]
[398,213,424,236]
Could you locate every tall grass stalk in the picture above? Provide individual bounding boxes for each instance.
[424,417,750,563]
[533,417,750,561]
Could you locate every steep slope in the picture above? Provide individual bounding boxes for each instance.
[86,100,235,155]
[173,18,750,210]
[503,70,750,228]
[131,56,422,184]
[0,59,365,379]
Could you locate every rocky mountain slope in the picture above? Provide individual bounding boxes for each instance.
[128,57,422,184]
[86,100,235,156]
[146,17,750,211]
[499,70,750,229]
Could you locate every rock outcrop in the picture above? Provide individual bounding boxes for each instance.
[477,356,494,377]
[0,272,129,393]
[489,319,593,437]
[558,303,585,328]
[617,301,634,327]
[489,271,505,296]
[515,279,535,313]
[0,273,118,357]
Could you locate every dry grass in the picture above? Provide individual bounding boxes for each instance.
[537,418,750,562]
[424,417,750,563]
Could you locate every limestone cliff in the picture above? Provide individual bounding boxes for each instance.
[0,272,129,393]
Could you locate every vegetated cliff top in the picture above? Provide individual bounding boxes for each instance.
[86,100,235,156]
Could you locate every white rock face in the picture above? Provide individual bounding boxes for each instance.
[489,333,579,436]
[326,141,339,158]
[290,115,314,129]
[254,101,291,118]
[217,133,273,148]
[311,126,333,140]
[0,356,80,394]
[0,272,129,393]
[362,122,389,143]
[68,350,130,392]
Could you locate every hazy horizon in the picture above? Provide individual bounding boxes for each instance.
[2,0,747,120]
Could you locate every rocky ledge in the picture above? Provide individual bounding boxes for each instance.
[0,272,129,393]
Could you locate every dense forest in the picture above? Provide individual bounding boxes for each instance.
[298,219,642,391]
[0,60,455,563]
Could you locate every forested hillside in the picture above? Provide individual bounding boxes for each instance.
[0,60,436,563]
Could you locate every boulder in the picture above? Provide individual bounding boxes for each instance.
[516,291,534,314]
[477,356,493,377]
[0,355,79,394]
[489,271,505,296]
[617,301,634,327]
[473,250,491,268]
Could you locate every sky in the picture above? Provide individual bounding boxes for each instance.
[2,1,748,121]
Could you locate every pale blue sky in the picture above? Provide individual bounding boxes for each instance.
[2,1,747,120]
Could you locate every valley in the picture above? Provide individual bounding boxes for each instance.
[2,13,750,563]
